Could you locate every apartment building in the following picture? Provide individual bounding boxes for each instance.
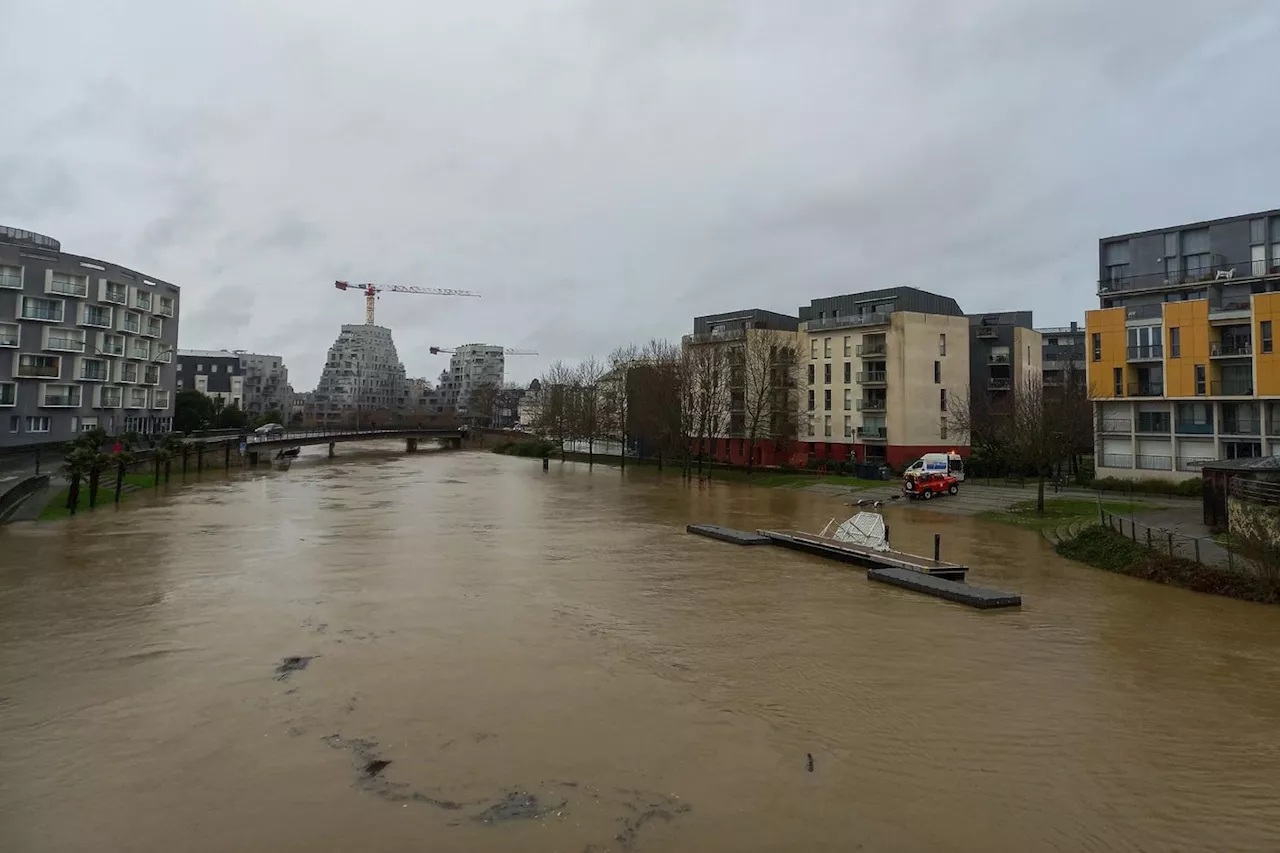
[176,350,245,409]
[684,308,800,467]
[437,344,505,421]
[1038,322,1086,388]
[1088,208,1280,480]
[236,351,290,417]
[1,226,179,447]
[968,312,1043,418]
[798,287,971,468]
[307,324,408,425]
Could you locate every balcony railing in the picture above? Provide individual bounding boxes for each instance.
[686,329,744,345]
[1209,298,1252,314]
[82,311,112,328]
[17,364,60,379]
[42,391,82,407]
[856,426,887,440]
[988,352,1010,364]
[988,377,1012,391]
[857,371,886,384]
[1126,382,1164,397]
[856,399,886,412]
[1135,419,1171,434]
[1135,454,1173,471]
[1122,303,1164,322]
[97,391,122,408]
[1221,420,1262,436]
[122,318,141,334]
[805,313,888,332]
[20,304,63,322]
[1099,259,1280,294]
[1210,341,1252,357]
[1174,421,1213,435]
[1210,380,1254,396]
[103,287,128,305]
[1099,418,1132,433]
[1126,344,1163,360]
[1100,453,1134,468]
[80,364,110,381]
[46,335,85,352]
[48,278,87,297]
[856,343,887,357]
[157,299,174,318]
[975,327,999,339]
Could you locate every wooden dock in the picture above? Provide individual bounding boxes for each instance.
[867,567,1021,609]
[759,529,969,582]
[686,523,772,545]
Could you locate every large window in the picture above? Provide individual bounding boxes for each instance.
[807,364,814,385]
[25,416,51,433]
[16,354,60,379]
[48,271,88,297]
[1194,364,1206,396]
[843,362,851,383]
[0,323,18,347]
[1092,333,1102,361]
[1169,326,1180,358]
[1262,321,1273,355]
[0,382,15,406]
[823,363,831,384]
[19,296,64,322]
[0,264,22,290]
[823,389,831,410]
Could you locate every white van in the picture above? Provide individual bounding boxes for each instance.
[904,452,965,481]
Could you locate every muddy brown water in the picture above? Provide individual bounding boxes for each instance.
[2,447,1280,852]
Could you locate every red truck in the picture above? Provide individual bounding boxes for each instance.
[903,471,959,500]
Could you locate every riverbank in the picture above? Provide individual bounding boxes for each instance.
[1055,525,1280,605]
[978,498,1165,533]
[39,472,160,521]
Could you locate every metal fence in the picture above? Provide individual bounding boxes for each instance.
[1097,507,1258,572]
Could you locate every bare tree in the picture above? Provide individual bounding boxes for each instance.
[572,357,606,466]
[468,381,500,429]
[949,374,1090,512]
[684,341,729,478]
[605,345,640,470]
[740,329,799,474]
[533,360,577,457]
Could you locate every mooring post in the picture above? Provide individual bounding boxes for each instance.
[542,457,549,471]
[1194,538,1201,563]
[884,524,890,547]
[224,443,230,469]
[182,446,188,475]
[934,534,941,563]
[328,442,336,458]
[1167,532,1174,556]
[198,445,204,474]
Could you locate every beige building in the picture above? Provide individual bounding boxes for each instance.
[798,291,971,467]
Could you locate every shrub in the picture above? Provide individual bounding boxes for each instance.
[1087,476,1202,498]
[492,439,555,458]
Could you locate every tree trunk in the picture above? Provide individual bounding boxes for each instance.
[588,438,594,468]
[1036,473,1046,513]
[657,449,663,471]
[67,474,80,513]
[88,466,100,509]
[165,460,172,483]
[153,456,161,487]
[745,438,756,474]
[620,429,626,471]
[115,461,125,503]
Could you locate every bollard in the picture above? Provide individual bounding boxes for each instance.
[1168,532,1174,557]
[934,534,941,563]
[884,524,890,547]
[542,457,549,471]
[1146,527,1152,549]
[198,445,204,474]
[1194,538,1200,563]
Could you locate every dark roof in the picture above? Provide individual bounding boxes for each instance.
[1101,208,1280,243]
[1200,456,1280,474]
[798,286,963,321]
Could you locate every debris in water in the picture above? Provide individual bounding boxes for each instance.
[363,759,391,778]
[807,753,814,772]
[274,655,314,680]
[474,791,565,825]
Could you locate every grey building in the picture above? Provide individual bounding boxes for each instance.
[798,286,964,329]
[438,344,505,421]
[176,350,245,408]
[1037,322,1086,388]
[967,311,1042,418]
[690,308,799,339]
[307,324,408,425]
[1,226,179,447]
[236,351,290,417]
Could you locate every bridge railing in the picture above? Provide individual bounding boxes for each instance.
[244,426,463,444]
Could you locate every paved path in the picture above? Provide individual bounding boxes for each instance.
[802,481,1181,518]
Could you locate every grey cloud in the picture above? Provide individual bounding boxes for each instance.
[2,0,1278,389]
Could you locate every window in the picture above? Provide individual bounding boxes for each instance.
[844,388,852,410]
[1263,321,1273,355]
[934,360,941,383]
[1137,411,1171,433]
[807,390,815,411]
[197,363,204,372]
[807,364,815,385]
[1169,327,1181,358]
[212,364,219,373]
[1251,218,1267,245]
[843,362,851,383]
[824,363,831,384]
[843,336,851,357]
[0,382,15,406]
[823,415,831,437]
[177,362,183,372]
[48,271,88,297]
[25,416,51,433]
[824,389,831,410]
[1104,240,1130,283]
[20,296,64,322]
[1113,367,1123,396]
[940,417,947,440]
[1195,364,1206,396]
[17,354,60,379]
[940,389,947,411]
[8,415,18,433]
[844,415,852,438]
[1092,333,1102,361]
[0,323,18,347]
[938,334,946,356]
[810,339,817,359]
[823,338,831,358]
[0,264,22,290]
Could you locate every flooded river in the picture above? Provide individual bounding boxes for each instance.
[3,447,1280,852]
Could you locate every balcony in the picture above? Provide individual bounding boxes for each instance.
[856,343,887,358]
[19,299,64,323]
[1221,420,1262,436]
[1210,341,1252,358]
[152,390,171,409]
[121,317,142,334]
[856,426,887,441]
[157,297,174,318]
[1210,379,1254,396]
[1136,454,1173,471]
[856,371,886,385]
[988,377,1012,391]
[130,343,151,360]
[1099,418,1132,433]
[125,390,148,409]
[1175,421,1213,435]
[1125,344,1163,361]
[41,386,82,407]
[1126,382,1164,397]
[79,361,110,381]
[96,388,122,409]
[45,332,86,353]
[1124,304,1164,322]
[686,329,744,345]
[47,274,88,298]
[988,352,1011,365]
[1098,258,1280,295]
[0,324,17,347]
[856,398,886,413]
[1135,418,1171,434]
[805,313,888,332]
[81,307,113,329]
[144,319,162,338]
[16,358,60,379]
[103,284,128,305]
[976,326,999,340]
[1209,297,1252,316]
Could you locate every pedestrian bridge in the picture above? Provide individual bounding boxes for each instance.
[244,426,465,462]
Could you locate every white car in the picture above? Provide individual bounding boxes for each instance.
[254,423,286,437]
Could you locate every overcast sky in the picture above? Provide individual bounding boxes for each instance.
[4,0,1279,388]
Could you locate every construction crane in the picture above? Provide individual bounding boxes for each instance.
[334,280,481,326]
[429,346,538,356]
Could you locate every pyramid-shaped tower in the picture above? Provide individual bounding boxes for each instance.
[311,324,408,424]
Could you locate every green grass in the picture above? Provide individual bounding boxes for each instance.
[978,498,1162,533]
[40,472,160,521]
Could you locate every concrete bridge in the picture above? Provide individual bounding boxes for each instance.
[244,427,465,464]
